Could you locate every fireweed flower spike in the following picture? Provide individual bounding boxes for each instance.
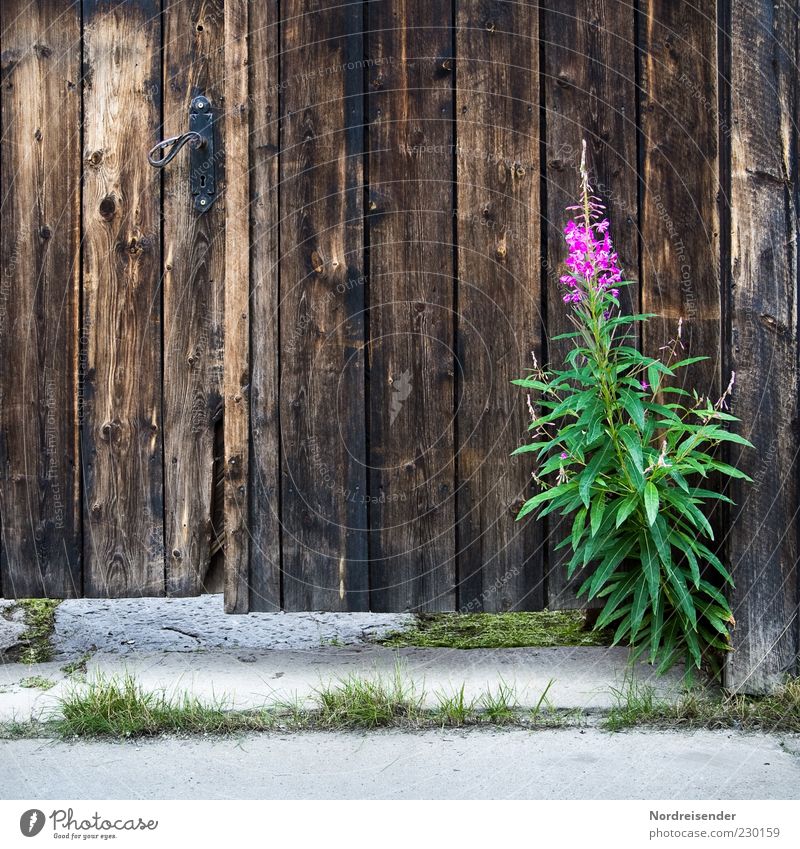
[512,140,752,679]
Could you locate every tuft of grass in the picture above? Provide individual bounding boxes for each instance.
[15,599,61,664]
[480,680,519,723]
[379,610,610,649]
[434,685,477,726]
[605,677,800,733]
[19,676,56,691]
[55,673,279,738]
[313,668,424,728]
[605,677,660,731]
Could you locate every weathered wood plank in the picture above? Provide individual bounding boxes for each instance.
[543,0,639,607]
[248,0,281,610]
[222,0,250,613]
[82,0,164,597]
[0,0,82,598]
[367,0,457,611]
[725,0,799,692]
[279,0,368,610]
[455,0,543,611]
[162,0,226,596]
[639,1,720,394]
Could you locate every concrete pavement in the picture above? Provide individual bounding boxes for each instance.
[2,728,798,800]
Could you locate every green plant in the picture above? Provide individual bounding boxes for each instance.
[480,680,518,723]
[313,667,423,728]
[514,142,750,676]
[434,684,477,726]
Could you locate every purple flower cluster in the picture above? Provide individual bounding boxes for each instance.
[559,216,622,305]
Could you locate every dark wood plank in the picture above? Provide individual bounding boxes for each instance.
[454,0,543,611]
[279,0,368,611]
[248,0,281,610]
[82,0,164,597]
[367,0,457,611]
[162,0,226,596]
[222,0,250,613]
[543,0,639,607]
[725,0,799,692]
[0,0,82,598]
[639,1,720,394]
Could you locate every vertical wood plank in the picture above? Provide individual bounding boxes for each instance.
[279,0,368,610]
[222,0,250,612]
[367,0,457,611]
[455,0,543,611]
[0,0,82,597]
[82,0,165,597]
[639,1,720,395]
[725,0,799,692]
[248,0,281,610]
[162,0,226,595]
[543,0,639,607]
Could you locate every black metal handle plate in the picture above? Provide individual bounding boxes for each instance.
[146,94,216,214]
[188,96,216,213]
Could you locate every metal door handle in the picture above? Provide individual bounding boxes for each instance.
[147,95,217,213]
[147,130,204,168]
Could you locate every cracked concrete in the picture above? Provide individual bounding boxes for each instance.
[51,595,414,655]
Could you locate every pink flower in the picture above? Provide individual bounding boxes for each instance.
[558,152,623,311]
[560,451,569,460]
[640,380,649,390]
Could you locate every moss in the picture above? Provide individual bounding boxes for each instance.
[15,599,61,664]
[19,675,56,691]
[61,651,94,678]
[379,610,610,649]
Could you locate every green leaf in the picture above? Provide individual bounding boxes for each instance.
[630,576,649,641]
[615,495,638,528]
[618,428,644,474]
[619,389,645,430]
[668,468,690,492]
[516,487,564,520]
[671,355,710,370]
[586,535,636,600]
[590,496,606,536]
[639,533,661,605]
[571,507,587,552]
[578,443,613,508]
[644,482,659,526]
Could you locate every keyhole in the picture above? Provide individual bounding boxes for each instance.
[200,174,206,188]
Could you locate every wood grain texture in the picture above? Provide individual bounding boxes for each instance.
[248,0,281,610]
[725,0,799,692]
[0,0,82,597]
[367,0,457,611]
[82,0,165,597]
[543,0,640,608]
[162,0,226,596]
[639,1,720,393]
[222,0,250,613]
[455,0,543,611]
[279,0,368,611]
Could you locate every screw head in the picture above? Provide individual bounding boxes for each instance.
[199,198,207,206]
